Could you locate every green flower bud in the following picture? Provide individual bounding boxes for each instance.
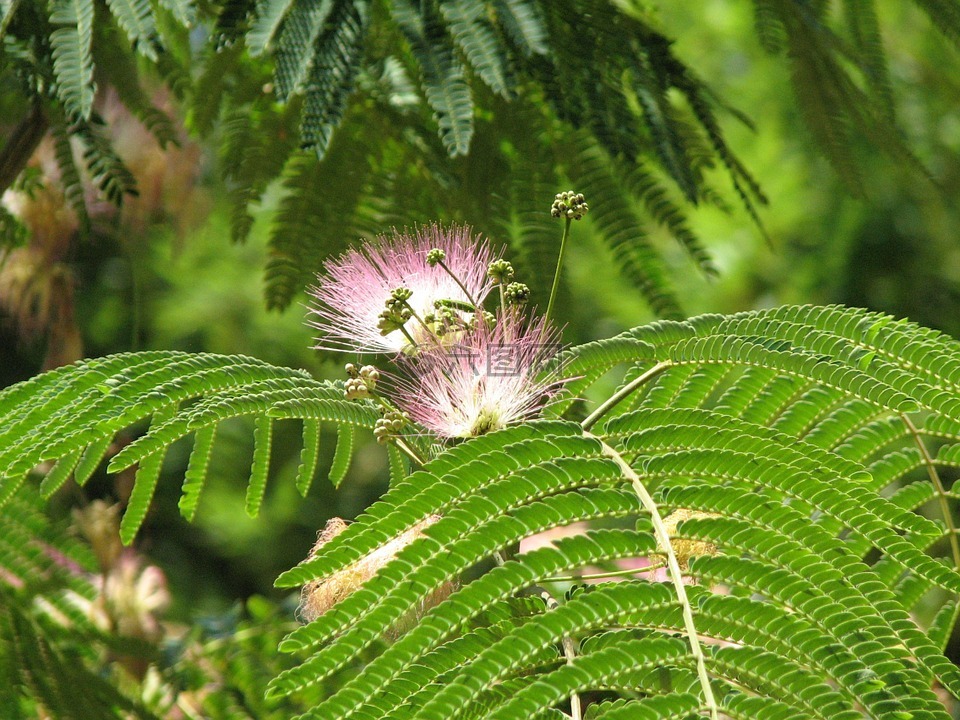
[550,191,589,220]
[487,259,515,283]
[378,307,412,335]
[426,248,446,266]
[373,410,410,444]
[469,310,496,329]
[344,377,370,401]
[505,282,531,305]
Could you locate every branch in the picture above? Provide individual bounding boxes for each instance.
[0,0,23,37]
[580,361,672,432]
[539,590,582,720]
[901,413,960,572]
[585,431,719,720]
[0,102,48,195]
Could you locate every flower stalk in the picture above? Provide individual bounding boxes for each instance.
[546,191,588,324]
[545,217,570,324]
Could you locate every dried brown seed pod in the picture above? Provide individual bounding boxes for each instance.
[662,509,721,570]
[298,516,455,636]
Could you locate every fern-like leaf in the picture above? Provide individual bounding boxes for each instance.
[300,0,369,158]
[49,115,91,236]
[274,0,334,100]
[245,413,274,517]
[49,0,96,120]
[328,422,353,488]
[440,0,512,97]
[104,0,158,60]
[494,0,547,56]
[392,0,474,156]
[247,0,296,55]
[120,404,176,543]
[570,133,684,319]
[0,352,378,540]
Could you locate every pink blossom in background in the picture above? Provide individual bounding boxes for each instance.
[393,312,567,438]
[307,224,496,354]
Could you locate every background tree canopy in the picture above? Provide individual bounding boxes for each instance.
[2,0,960,718]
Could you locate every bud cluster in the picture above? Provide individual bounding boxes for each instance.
[374,410,410,444]
[504,282,530,305]
[344,363,380,400]
[424,304,462,337]
[487,259,514,283]
[469,309,496,329]
[378,287,414,335]
[551,191,589,220]
[426,248,446,266]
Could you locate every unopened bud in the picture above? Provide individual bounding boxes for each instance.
[504,282,530,305]
[374,410,409,443]
[551,191,589,220]
[469,310,496,329]
[487,259,514,283]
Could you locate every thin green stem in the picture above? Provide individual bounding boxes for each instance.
[201,622,299,653]
[901,413,960,572]
[398,323,420,350]
[360,389,425,466]
[545,218,571,323]
[0,0,23,38]
[393,437,426,466]
[368,392,393,412]
[438,258,480,311]
[580,361,672,432]
[500,541,520,563]
[400,299,443,348]
[543,559,666,583]
[586,432,719,720]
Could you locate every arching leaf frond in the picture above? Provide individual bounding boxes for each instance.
[0,352,377,540]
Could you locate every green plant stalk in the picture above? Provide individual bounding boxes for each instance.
[587,432,719,720]
[359,387,425,466]
[543,559,666,583]
[438,258,480,311]
[540,589,582,720]
[901,413,960,572]
[0,0,23,37]
[398,323,420,349]
[545,218,572,323]
[400,299,443,347]
[0,101,47,196]
[581,361,673,432]
[393,436,425,466]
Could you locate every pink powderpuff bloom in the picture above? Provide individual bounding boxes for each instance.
[307,225,497,354]
[393,313,568,438]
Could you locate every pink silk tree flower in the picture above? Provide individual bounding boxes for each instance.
[307,225,497,354]
[393,313,567,439]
